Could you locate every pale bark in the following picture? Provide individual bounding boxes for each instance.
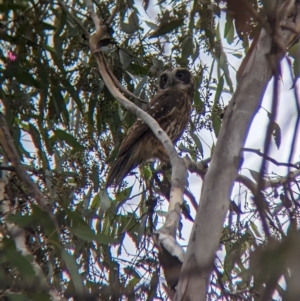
[175,4,300,300]
[84,1,187,285]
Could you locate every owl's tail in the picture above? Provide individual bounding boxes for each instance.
[106,147,141,188]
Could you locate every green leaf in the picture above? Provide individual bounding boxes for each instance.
[94,232,117,245]
[0,4,26,12]
[54,10,67,38]
[231,52,243,59]
[91,164,99,192]
[129,11,139,31]
[120,11,139,34]
[91,193,100,210]
[182,36,194,59]
[248,169,260,183]
[266,112,281,149]
[272,122,281,149]
[150,58,164,73]
[98,189,111,213]
[133,76,147,97]
[15,71,42,89]
[289,42,300,79]
[41,22,57,31]
[224,17,234,44]
[70,225,116,245]
[6,250,36,286]
[28,124,49,169]
[249,221,262,238]
[61,249,84,295]
[119,48,132,68]
[6,214,34,228]
[51,86,69,125]
[178,142,193,153]
[190,132,204,157]
[42,44,57,55]
[212,76,224,137]
[142,165,152,180]
[42,129,54,155]
[54,129,84,151]
[145,21,158,30]
[32,205,60,244]
[150,18,184,38]
[70,225,96,241]
[192,42,200,63]
[61,79,83,113]
[116,186,133,209]
[5,292,31,301]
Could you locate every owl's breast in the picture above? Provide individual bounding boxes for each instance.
[165,97,192,142]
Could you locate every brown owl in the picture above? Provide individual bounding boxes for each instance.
[106,68,195,187]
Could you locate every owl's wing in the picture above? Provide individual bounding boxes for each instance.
[118,89,180,156]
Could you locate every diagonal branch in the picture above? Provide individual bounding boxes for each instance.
[0,113,50,211]
[84,0,187,237]
[242,147,299,169]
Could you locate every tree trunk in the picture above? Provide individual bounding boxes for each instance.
[175,4,300,299]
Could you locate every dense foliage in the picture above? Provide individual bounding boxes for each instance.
[1,0,300,300]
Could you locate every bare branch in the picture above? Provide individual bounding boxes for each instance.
[242,147,299,169]
[84,0,101,32]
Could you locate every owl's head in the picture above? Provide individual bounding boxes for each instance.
[158,68,195,91]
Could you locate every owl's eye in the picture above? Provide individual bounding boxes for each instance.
[161,74,168,82]
[176,72,184,78]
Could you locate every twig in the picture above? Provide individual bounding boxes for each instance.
[184,188,198,211]
[242,148,299,169]
[106,64,148,104]
[183,155,210,177]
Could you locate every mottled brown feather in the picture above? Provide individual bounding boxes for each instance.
[106,68,195,187]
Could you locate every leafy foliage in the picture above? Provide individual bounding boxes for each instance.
[1,0,300,300]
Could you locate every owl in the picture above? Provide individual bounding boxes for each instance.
[106,68,195,187]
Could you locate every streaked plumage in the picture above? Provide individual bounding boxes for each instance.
[106,68,195,187]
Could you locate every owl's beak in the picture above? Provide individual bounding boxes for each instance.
[168,77,176,87]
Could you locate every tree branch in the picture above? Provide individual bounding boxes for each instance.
[242,148,299,169]
[84,0,187,239]
[0,113,50,211]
